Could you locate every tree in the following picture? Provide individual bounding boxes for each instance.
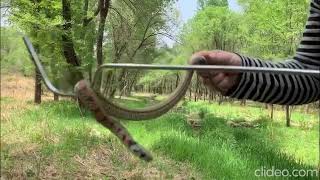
[180,6,243,53]
[0,28,33,75]
[198,0,228,9]
[238,0,308,58]
[98,0,177,97]
[8,0,177,100]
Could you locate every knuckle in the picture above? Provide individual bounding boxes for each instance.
[210,50,224,60]
[189,56,207,65]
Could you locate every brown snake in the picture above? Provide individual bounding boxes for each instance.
[74,80,155,161]
[24,36,197,161]
[92,70,194,120]
[74,65,196,161]
[24,36,320,161]
[74,69,194,161]
[24,32,320,162]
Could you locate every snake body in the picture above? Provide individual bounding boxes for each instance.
[75,80,153,161]
[24,36,198,161]
[74,70,195,161]
[95,70,194,120]
[23,35,320,161]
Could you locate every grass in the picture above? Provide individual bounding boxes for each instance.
[126,101,319,179]
[1,75,319,179]
[1,98,200,179]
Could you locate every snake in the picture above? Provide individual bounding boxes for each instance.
[23,36,320,161]
[74,80,154,161]
[74,67,196,161]
[23,36,200,161]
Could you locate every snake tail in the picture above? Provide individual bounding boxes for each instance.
[74,80,153,162]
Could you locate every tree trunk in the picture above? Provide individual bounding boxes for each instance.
[33,43,41,104]
[218,94,223,105]
[194,76,199,102]
[96,0,111,66]
[270,104,274,120]
[54,93,59,101]
[61,0,84,94]
[62,0,81,66]
[175,73,180,88]
[34,68,42,104]
[240,100,246,106]
[286,105,291,127]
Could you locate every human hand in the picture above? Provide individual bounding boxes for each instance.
[189,50,242,95]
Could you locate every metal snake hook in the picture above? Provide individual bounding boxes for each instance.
[24,36,320,97]
[23,36,76,97]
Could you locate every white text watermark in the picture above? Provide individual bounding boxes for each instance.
[255,166,319,177]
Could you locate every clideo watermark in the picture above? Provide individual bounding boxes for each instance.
[255,166,319,177]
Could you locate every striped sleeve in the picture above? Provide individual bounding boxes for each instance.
[226,0,320,105]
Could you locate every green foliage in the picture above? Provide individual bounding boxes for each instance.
[175,0,309,61]
[198,0,228,9]
[181,6,242,52]
[237,0,308,58]
[8,0,98,78]
[0,28,33,75]
[1,0,314,97]
[105,0,177,64]
[10,0,62,31]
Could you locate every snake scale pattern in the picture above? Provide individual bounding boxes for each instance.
[74,67,197,161]
[23,36,201,161]
[75,80,154,161]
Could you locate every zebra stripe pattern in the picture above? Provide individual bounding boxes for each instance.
[227,0,320,105]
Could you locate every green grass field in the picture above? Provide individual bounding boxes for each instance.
[1,92,319,179]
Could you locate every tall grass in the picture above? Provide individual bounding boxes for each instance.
[1,97,318,179]
[111,100,319,179]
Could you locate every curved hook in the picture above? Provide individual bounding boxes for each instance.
[23,36,75,97]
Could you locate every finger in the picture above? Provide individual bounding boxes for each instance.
[206,51,242,67]
[197,70,210,78]
[202,78,219,91]
[205,51,234,65]
[217,74,239,93]
[190,55,212,79]
[211,73,225,86]
[197,70,220,78]
[209,73,228,93]
[216,78,232,94]
[209,71,219,77]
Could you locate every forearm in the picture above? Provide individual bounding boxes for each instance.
[226,57,319,105]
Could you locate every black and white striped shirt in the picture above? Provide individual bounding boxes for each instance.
[227,0,320,105]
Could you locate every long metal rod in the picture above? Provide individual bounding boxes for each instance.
[24,36,319,96]
[99,63,320,76]
[23,36,75,97]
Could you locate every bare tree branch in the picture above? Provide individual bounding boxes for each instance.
[83,0,101,27]
[0,5,11,8]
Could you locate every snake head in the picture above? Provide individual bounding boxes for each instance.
[74,80,90,94]
[129,144,153,162]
